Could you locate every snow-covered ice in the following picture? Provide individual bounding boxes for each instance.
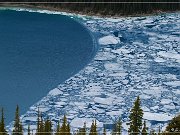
[48,88,63,96]
[143,112,173,122]
[99,35,120,45]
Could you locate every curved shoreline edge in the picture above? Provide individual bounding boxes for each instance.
[0,6,99,126]
[0,6,99,70]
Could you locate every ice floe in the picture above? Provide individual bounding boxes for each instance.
[48,88,63,96]
[143,112,173,122]
[99,35,120,45]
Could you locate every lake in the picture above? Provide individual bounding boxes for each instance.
[0,9,95,123]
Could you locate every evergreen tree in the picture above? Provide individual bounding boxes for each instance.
[103,126,106,135]
[28,125,31,135]
[36,108,41,135]
[0,108,7,135]
[94,120,98,135]
[158,126,161,135]
[77,122,86,135]
[55,121,61,135]
[82,122,86,135]
[39,114,44,134]
[60,114,67,134]
[128,96,143,135]
[12,105,23,135]
[60,114,70,135]
[116,117,122,135]
[89,120,94,135]
[67,123,71,135]
[142,121,148,135]
[89,120,98,135]
[112,117,122,135]
[165,114,180,134]
[44,119,52,135]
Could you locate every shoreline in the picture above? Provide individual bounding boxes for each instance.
[1,7,99,125]
[0,3,180,18]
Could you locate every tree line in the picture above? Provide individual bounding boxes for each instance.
[0,96,180,135]
[0,0,180,16]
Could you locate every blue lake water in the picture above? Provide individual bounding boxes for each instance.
[0,10,95,123]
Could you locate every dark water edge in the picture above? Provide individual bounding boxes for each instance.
[0,9,97,123]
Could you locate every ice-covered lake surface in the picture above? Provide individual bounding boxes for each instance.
[6,8,180,133]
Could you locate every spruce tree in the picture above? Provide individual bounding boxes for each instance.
[166,114,180,133]
[12,105,23,135]
[44,119,52,135]
[142,121,148,135]
[55,121,61,135]
[158,126,161,135]
[0,108,7,135]
[77,122,86,135]
[112,117,122,135]
[60,115,67,134]
[39,114,44,134]
[82,122,86,135]
[94,120,98,135]
[116,117,122,135]
[103,126,106,135]
[36,108,41,135]
[67,123,71,135]
[89,120,94,135]
[128,96,143,135]
[89,120,98,135]
[60,114,70,135]
[28,125,31,135]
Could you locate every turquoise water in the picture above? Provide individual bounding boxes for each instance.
[0,10,95,122]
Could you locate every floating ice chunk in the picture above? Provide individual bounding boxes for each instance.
[106,110,122,116]
[154,57,166,63]
[99,35,120,45]
[112,48,131,55]
[109,72,128,77]
[160,99,172,105]
[55,101,67,107]
[104,63,120,70]
[143,112,172,121]
[164,104,176,110]
[157,51,180,61]
[164,81,180,87]
[94,108,105,114]
[143,86,162,96]
[87,20,96,24]
[74,102,87,110]
[142,106,150,112]
[71,118,103,128]
[39,107,50,112]
[173,90,180,94]
[48,88,63,96]
[140,94,151,100]
[94,97,114,105]
[95,52,116,61]
[122,79,129,84]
